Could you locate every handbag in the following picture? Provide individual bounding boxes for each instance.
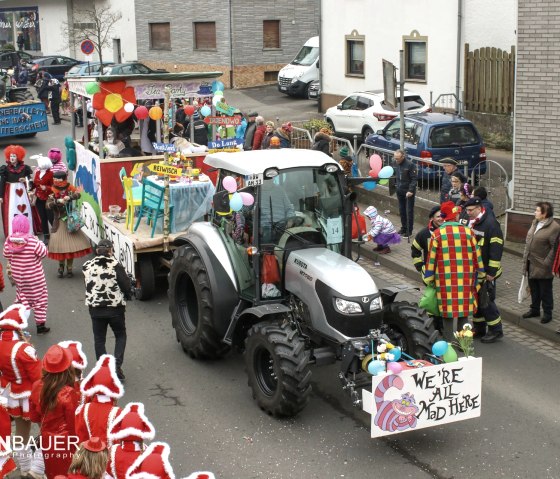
[65,202,85,233]
[419,284,439,315]
[261,253,281,284]
[518,274,530,303]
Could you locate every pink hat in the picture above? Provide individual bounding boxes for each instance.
[80,354,124,399]
[11,215,29,235]
[0,304,30,330]
[58,340,88,370]
[363,206,378,219]
[126,442,175,479]
[109,402,156,443]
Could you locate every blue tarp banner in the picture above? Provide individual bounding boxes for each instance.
[0,102,49,137]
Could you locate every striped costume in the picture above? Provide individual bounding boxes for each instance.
[424,222,484,318]
[3,236,48,325]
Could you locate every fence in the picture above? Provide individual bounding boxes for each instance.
[463,43,515,114]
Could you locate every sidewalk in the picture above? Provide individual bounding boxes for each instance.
[355,201,560,344]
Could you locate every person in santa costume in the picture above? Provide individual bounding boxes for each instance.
[29,344,80,479]
[67,437,109,479]
[0,145,37,237]
[3,214,50,335]
[126,442,175,479]
[106,402,155,479]
[75,354,123,446]
[0,304,41,475]
[58,340,88,401]
[29,154,54,245]
[0,396,17,479]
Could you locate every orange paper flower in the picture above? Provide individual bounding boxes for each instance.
[92,81,137,127]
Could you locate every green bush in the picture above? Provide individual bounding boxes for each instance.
[1,44,15,52]
[302,118,331,134]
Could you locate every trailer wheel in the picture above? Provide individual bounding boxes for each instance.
[245,320,311,417]
[384,301,439,360]
[135,255,155,301]
[168,244,229,359]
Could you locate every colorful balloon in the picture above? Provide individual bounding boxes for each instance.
[85,82,100,95]
[214,90,224,98]
[379,179,389,185]
[222,175,237,193]
[368,170,377,178]
[212,80,225,93]
[149,106,163,121]
[443,344,458,363]
[123,102,135,113]
[367,360,385,376]
[432,340,448,357]
[389,347,401,361]
[239,192,254,206]
[230,192,243,212]
[212,95,221,106]
[363,181,377,191]
[200,105,211,117]
[378,165,394,179]
[183,105,195,116]
[387,362,403,374]
[134,106,149,120]
[369,154,382,175]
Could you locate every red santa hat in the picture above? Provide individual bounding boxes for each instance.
[440,201,461,222]
[80,354,124,399]
[0,304,30,330]
[58,340,88,371]
[109,402,156,443]
[126,442,175,479]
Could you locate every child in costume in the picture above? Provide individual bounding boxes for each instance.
[48,147,67,175]
[67,437,109,479]
[363,206,401,254]
[3,215,50,335]
[46,170,92,278]
[126,442,175,479]
[29,154,54,245]
[0,145,35,236]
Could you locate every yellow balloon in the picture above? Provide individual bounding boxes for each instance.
[149,106,163,120]
[104,93,124,113]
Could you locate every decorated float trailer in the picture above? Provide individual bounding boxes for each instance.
[66,72,224,299]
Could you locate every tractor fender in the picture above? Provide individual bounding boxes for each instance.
[238,303,292,321]
[174,231,239,337]
[379,285,420,305]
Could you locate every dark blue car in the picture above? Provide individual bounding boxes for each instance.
[365,113,486,180]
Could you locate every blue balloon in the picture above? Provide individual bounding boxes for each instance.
[230,192,243,211]
[389,347,401,362]
[200,105,211,117]
[378,165,394,179]
[363,181,377,191]
[432,340,449,357]
[212,80,225,93]
[367,360,385,376]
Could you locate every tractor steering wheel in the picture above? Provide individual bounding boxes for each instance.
[273,215,305,231]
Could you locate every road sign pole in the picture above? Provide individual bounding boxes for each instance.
[163,87,171,250]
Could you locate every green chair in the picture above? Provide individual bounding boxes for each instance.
[134,180,173,237]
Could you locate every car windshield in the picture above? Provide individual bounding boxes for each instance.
[381,95,426,112]
[258,168,343,250]
[291,46,319,66]
[428,124,479,148]
[133,64,151,73]
[67,66,81,75]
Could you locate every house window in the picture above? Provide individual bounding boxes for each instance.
[194,22,216,50]
[404,31,427,81]
[263,20,280,49]
[345,31,365,77]
[149,23,171,50]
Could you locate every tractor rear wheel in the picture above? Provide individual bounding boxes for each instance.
[10,88,34,103]
[168,244,230,359]
[384,301,439,360]
[245,321,311,417]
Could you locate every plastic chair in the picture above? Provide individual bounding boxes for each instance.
[134,179,173,237]
[123,176,142,231]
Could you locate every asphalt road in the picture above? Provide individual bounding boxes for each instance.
[0,90,553,479]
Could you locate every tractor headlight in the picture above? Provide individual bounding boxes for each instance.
[369,296,383,312]
[335,298,362,314]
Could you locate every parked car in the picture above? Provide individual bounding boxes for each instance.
[308,80,320,100]
[101,62,168,75]
[27,55,83,82]
[324,89,430,140]
[67,61,114,77]
[364,112,487,180]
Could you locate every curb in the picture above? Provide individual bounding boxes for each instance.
[354,243,560,344]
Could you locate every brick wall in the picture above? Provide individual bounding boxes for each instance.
[135,0,319,88]
[513,0,560,224]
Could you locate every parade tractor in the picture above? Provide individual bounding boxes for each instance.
[168,149,438,417]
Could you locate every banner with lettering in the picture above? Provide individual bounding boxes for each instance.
[362,357,482,438]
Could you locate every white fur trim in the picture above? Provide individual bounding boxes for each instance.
[58,340,88,370]
[0,304,30,330]
[10,342,23,385]
[110,444,118,479]
[109,403,156,442]
[182,473,216,479]
[84,403,92,438]
[107,406,120,448]
[80,354,124,398]
[126,442,175,479]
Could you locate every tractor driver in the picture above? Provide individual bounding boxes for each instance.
[259,179,295,244]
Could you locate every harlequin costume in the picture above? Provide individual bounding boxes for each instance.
[0,145,40,236]
[126,442,175,479]
[3,215,50,333]
[107,402,155,479]
[29,345,80,479]
[46,170,92,278]
[76,354,123,446]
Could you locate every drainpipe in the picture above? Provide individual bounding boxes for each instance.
[229,0,234,88]
[318,0,323,113]
[456,0,463,114]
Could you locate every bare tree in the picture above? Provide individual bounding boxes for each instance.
[62,3,122,65]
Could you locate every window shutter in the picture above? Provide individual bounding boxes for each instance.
[263,20,280,49]
[150,23,171,50]
[195,22,216,50]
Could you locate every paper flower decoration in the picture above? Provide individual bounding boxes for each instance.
[92,81,137,127]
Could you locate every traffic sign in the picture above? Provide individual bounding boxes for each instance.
[203,116,241,126]
[81,39,95,55]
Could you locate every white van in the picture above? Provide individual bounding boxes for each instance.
[278,36,319,98]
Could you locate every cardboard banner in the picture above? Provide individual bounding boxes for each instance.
[215,101,237,116]
[130,80,213,99]
[204,116,242,126]
[148,163,182,176]
[152,142,176,153]
[362,357,482,438]
[208,138,242,149]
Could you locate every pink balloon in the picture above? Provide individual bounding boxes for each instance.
[239,192,254,206]
[369,154,383,176]
[387,362,403,374]
[222,176,237,193]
